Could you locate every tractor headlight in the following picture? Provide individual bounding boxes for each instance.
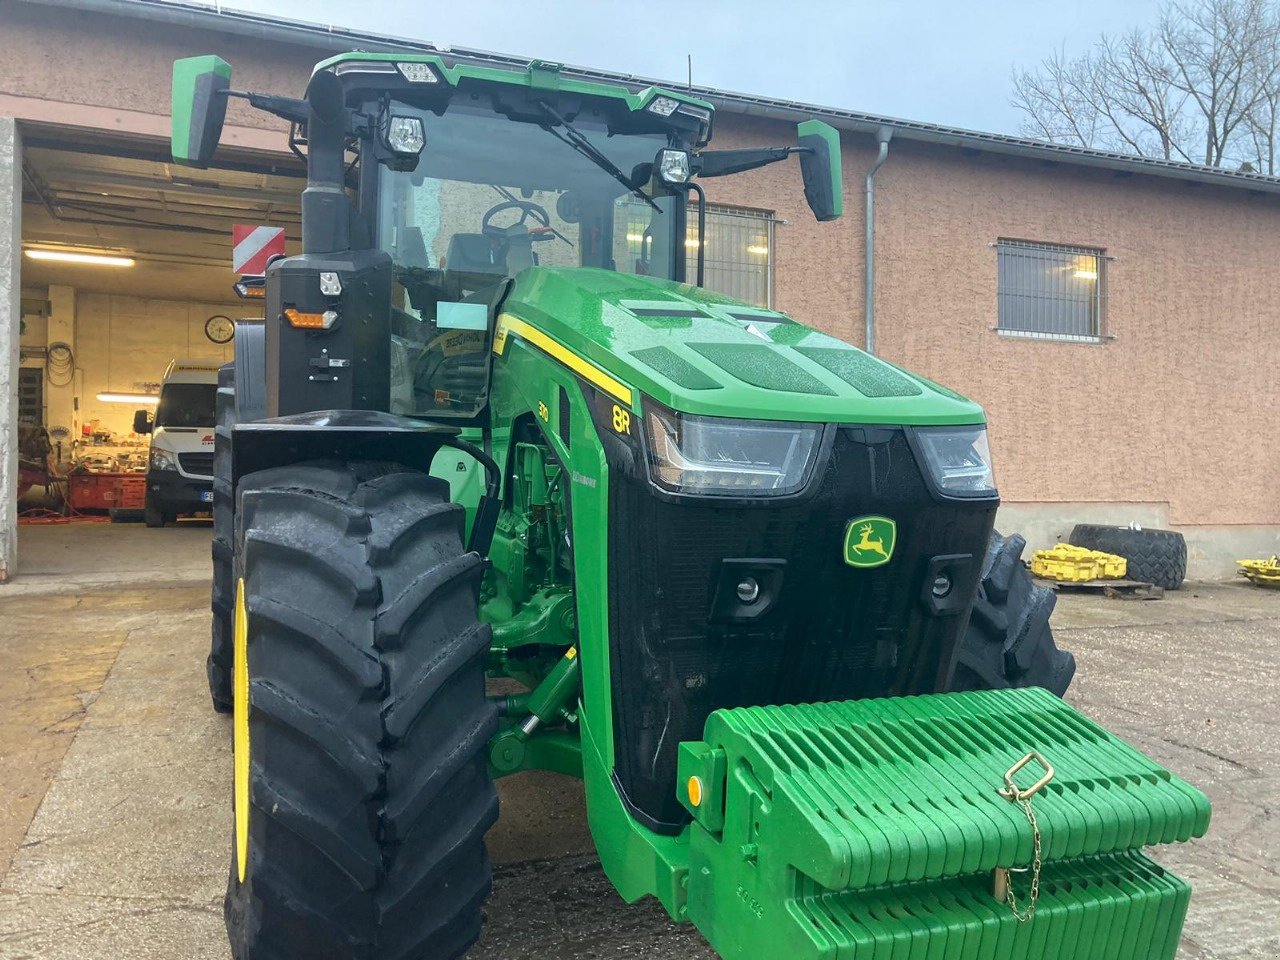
[643,400,821,497]
[150,447,177,472]
[915,425,996,496]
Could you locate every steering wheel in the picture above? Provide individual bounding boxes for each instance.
[481,200,558,242]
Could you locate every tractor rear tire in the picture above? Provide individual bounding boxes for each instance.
[1069,523,1187,590]
[207,363,236,713]
[951,531,1076,696]
[226,459,499,960]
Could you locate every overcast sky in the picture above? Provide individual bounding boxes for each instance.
[210,0,1164,136]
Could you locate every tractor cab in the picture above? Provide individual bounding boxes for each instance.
[172,53,840,424]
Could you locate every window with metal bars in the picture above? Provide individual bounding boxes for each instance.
[616,201,777,307]
[686,205,776,308]
[996,239,1107,341]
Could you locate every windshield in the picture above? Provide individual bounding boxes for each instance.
[155,382,215,428]
[376,101,681,420]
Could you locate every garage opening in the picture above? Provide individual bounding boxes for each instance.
[14,124,300,581]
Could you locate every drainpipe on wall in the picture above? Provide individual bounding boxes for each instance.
[864,126,893,355]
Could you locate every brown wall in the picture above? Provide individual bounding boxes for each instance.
[704,113,1280,536]
[4,2,1277,557]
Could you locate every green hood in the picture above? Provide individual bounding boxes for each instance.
[503,268,984,425]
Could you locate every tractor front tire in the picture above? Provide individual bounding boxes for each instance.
[207,363,236,713]
[227,460,499,960]
[952,531,1076,696]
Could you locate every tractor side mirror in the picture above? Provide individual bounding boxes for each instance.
[133,409,153,435]
[796,119,844,222]
[172,56,232,168]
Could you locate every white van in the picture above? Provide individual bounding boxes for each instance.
[134,359,220,527]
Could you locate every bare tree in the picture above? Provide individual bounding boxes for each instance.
[1012,0,1280,173]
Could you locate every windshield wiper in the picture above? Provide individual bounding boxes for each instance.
[536,102,660,211]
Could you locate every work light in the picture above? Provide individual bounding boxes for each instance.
[655,149,692,185]
[396,62,439,83]
[387,116,426,155]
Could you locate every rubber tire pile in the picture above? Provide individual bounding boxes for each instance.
[1068,523,1188,590]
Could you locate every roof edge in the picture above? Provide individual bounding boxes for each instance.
[16,0,1280,196]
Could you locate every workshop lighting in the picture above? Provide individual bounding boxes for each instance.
[97,392,159,404]
[1073,269,1099,280]
[27,249,135,267]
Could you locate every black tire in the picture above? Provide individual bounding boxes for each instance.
[951,531,1076,697]
[207,363,236,713]
[144,500,167,528]
[227,459,499,960]
[1068,523,1187,590]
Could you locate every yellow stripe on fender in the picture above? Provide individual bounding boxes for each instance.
[494,313,634,408]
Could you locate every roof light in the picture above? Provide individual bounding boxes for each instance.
[396,61,439,83]
[678,104,712,123]
[26,249,135,267]
[284,307,338,330]
[647,95,680,117]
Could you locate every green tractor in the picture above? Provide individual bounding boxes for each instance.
[177,51,1208,960]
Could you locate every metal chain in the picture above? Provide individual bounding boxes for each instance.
[1004,792,1043,923]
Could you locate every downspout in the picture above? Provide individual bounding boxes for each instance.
[864,126,893,355]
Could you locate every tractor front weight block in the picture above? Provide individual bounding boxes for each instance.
[676,687,1210,960]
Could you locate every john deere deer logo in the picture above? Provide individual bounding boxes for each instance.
[843,516,897,568]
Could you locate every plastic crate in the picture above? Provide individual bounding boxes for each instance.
[112,474,147,510]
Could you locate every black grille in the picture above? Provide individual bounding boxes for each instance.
[605,426,997,831]
[178,452,215,477]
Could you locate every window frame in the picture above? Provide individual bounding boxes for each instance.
[994,238,1110,344]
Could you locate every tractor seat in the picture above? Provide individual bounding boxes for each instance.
[442,233,506,300]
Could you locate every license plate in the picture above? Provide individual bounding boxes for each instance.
[199,490,214,503]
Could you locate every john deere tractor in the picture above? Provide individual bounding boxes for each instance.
[177,51,1208,960]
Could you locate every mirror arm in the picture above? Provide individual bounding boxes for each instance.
[693,146,803,179]
[225,89,310,126]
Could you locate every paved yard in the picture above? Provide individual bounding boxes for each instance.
[0,523,1277,958]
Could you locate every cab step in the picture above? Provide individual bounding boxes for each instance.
[677,687,1210,960]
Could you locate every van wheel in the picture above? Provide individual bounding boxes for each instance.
[227,459,498,960]
[145,501,167,528]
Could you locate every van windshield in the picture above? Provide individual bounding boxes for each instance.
[155,383,216,428]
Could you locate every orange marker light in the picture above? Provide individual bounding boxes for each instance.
[284,307,337,329]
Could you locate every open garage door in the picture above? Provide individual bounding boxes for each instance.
[9,125,300,580]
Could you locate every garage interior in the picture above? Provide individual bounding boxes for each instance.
[15,123,299,553]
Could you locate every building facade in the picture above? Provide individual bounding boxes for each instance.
[2,0,1277,579]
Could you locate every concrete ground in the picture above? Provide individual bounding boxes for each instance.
[0,522,1276,959]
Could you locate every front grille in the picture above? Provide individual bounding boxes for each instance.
[605,426,997,831]
[178,452,214,477]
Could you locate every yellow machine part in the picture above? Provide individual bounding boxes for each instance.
[1031,543,1128,582]
[1237,556,1280,588]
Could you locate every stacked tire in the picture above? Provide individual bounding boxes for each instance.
[952,531,1076,697]
[1069,523,1187,590]
[207,363,236,713]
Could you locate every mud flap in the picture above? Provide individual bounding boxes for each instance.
[677,688,1210,960]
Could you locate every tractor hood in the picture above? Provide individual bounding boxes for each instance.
[501,267,984,425]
